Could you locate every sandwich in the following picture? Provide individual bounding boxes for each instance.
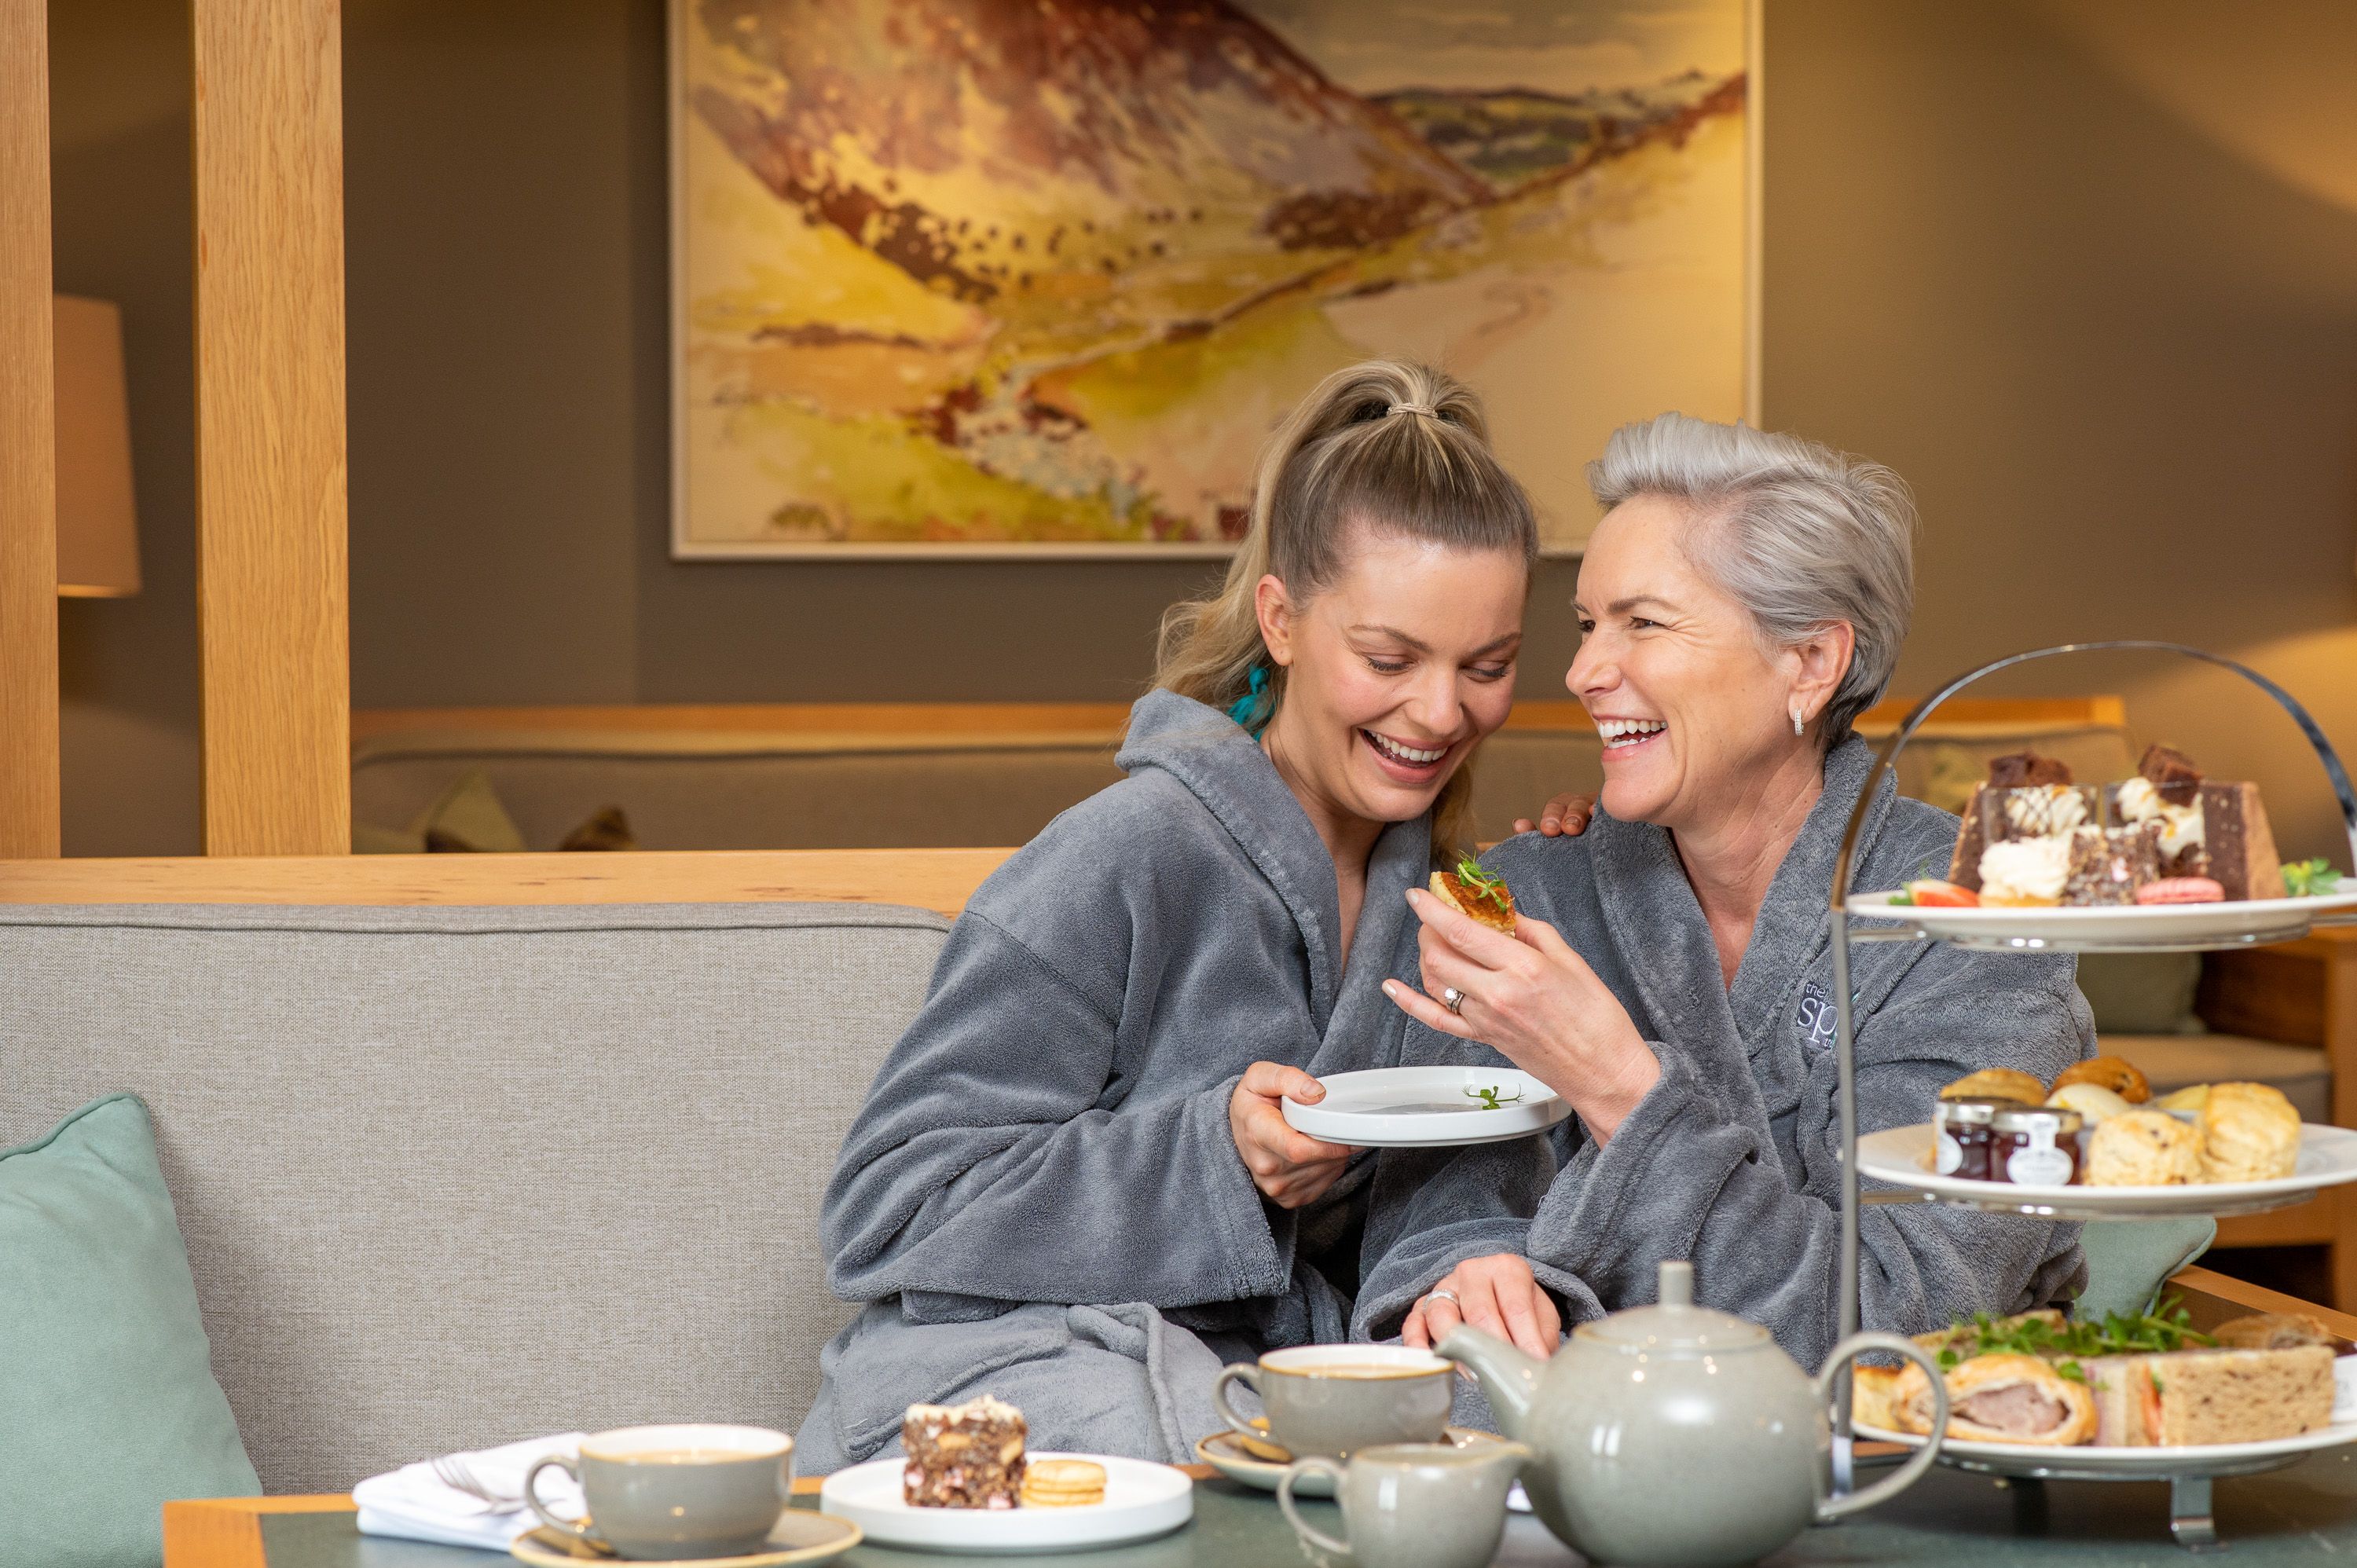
[1429,855,1517,935]
[1893,1352,2096,1445]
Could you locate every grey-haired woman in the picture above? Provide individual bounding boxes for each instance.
[1360,413,2091,1368]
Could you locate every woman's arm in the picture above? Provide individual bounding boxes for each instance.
[822,909,1331,1312]
[1517,953,2089,1367]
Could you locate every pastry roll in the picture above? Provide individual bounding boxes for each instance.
[2198,1082,2301,1183]
[2086,1109,2204,1186]
[1893,1353,2095,1446]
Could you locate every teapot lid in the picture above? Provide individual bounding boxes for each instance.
[1580,1262,1772,1352]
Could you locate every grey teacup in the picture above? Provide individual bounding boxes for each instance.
[1279,1440,1533,1568]
[1212,1344,1453,1461]
[525,1424,790,1561]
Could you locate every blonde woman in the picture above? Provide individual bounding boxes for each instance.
[797,361,1545,1471]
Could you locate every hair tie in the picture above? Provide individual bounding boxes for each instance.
[1226,665,1272,734]
[1387,401,1438,419]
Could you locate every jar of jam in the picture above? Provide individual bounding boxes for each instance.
[1989,1105,2084,1187]
[1934,1097,2009,1180]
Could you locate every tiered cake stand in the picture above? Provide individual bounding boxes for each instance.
[1824,642,2357,1548]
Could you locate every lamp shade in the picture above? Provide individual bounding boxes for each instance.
[53,294,140,597]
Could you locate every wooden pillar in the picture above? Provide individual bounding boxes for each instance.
[0,0,60,858]
[192,0,351,855]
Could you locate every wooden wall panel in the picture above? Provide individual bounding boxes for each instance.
[192,0,350,855]
[0,0,59,857]
[0,848,1012,916]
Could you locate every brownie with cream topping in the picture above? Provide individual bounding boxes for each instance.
[902,1395,1028,1509]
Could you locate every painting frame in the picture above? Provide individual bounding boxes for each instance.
[668,0,1765,560]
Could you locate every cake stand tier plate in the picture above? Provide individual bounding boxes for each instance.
[1844,889,2357,952]
[1857,1122,2357,1219]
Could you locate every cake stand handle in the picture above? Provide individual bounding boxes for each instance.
[1823,640,2357,1482]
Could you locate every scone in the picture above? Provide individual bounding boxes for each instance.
[2198,1082,2301,1183]
[2086,1109,2205,1186]
[2046,1083,2132,1124]
[1940,1068,2047,1105]
[2052,1056,2150,1104]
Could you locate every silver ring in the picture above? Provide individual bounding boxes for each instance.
[1426,1288,1460,1307]
[1442,987,1466,1015]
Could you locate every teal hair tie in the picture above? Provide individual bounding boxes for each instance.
[1226,665,1271,734]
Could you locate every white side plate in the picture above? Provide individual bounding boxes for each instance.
[1857,1419,2357,1481]
[817,1453,1190,1556]
[1857,1122,2357,1219]
[1846,888,2357,952]
[1281,1066,1571,1149]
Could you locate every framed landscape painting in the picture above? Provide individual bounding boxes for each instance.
[669,0,1758,557]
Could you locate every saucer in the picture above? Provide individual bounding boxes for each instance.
[509,1510,861,1566]
[1194,1427,1508,1495]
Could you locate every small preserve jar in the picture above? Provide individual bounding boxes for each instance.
[1989,1105,2084,1187]
[1933,1097,2009,1181]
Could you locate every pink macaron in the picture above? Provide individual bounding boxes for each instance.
[2137,877,2226,905]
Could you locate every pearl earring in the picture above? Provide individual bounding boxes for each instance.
[1791,709,1805,737]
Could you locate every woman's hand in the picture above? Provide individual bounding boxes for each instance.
[1401,1254,1561,1358]
[1383,889,1661,1142]
[1512,793,1596,837]
[1229,1063,1354,1209]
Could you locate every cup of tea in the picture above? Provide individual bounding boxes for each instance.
[525,1424,791,1561]
[1211,1344,1454,1460]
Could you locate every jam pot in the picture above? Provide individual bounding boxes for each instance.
[1933,1096,2011,1181]
[1988,1105,2084,1186]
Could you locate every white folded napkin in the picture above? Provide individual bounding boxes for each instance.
[353,1431,588,1552]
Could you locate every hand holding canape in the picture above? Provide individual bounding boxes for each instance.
[1384,888,1660,1144]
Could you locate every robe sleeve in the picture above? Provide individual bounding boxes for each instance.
[821,908,1294,1313]
[1349,1017,1596,1339]
[1522,947,2091,1368]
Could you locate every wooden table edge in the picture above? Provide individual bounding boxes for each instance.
[165,1467,1224,1566]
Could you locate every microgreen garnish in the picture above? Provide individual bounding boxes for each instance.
[1937,1301,2212,1366]
[2284,859,2345,898]
[1453,856,1512,914]
[1888,887,1915,906]
[1465,1084,1524,1110]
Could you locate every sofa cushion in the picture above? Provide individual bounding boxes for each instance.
[2099,1033,2333,1124]
[0,1094,258,1566]
[0,902,949,1496]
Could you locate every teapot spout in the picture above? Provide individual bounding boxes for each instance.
[1435,1325,1544,1438]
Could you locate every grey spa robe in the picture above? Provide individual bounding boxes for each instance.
[1355,737,2092,1368]
[796,690,1537,1472]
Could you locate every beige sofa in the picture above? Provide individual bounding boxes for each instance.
[0,896,950,1494]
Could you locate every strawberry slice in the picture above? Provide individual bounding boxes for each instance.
[1905,880,1980,908]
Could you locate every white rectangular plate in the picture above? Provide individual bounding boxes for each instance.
[1281,1066,1571,1148]
[818,1453,1190,1555]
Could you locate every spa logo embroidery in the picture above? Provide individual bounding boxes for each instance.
[1795,980,1840,1053]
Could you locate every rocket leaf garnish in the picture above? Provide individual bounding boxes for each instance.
[2284,859,2344,898]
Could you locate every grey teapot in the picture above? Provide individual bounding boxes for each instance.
[1437,1261,1952,1567]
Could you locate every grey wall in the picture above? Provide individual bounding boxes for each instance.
[47,0,2357,858]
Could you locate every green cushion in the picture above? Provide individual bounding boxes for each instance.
[2075,1216,2216,1321]
[0,1094,258,1566]
[2075,952,2205,1035]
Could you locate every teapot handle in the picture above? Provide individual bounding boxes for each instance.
[1812,1331,1950,1523]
